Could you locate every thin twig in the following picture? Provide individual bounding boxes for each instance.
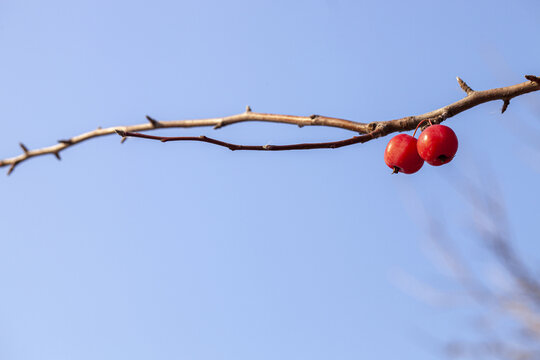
[115,129,378,151]
[1,75,539,174]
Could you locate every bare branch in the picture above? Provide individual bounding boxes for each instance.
[115,129,378,150]
[1,76,539,174]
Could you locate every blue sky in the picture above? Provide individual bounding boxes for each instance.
[1,0,539,359]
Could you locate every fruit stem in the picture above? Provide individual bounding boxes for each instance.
[412,119,433,138]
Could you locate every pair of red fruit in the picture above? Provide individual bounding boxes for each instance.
[384,122,458,174]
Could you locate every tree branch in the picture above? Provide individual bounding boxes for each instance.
[1,75,539,174]
[114,129,378,151]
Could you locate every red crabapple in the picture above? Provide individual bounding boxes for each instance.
[384,134,424,174]
[416,125,458,166]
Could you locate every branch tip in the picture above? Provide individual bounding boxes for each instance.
[457,77,474,94]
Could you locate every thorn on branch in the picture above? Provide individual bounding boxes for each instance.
[501,99,510,114]
[19,142,29,154]
[7,163,16,175]
[457,77,474,95]
[54,152,61,161]
[146,115,160,127]
[58,139,73,145]
[525,75,540,83]
[120,137,127,144]
[213,121,224,130]
[245,105,252,112]
[115,129,127,137]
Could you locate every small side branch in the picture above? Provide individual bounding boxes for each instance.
[457,77,474,95]
[115,130,377,151]
[1,75,539,174]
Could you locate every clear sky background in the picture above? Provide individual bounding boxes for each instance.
[1,0,539,359]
